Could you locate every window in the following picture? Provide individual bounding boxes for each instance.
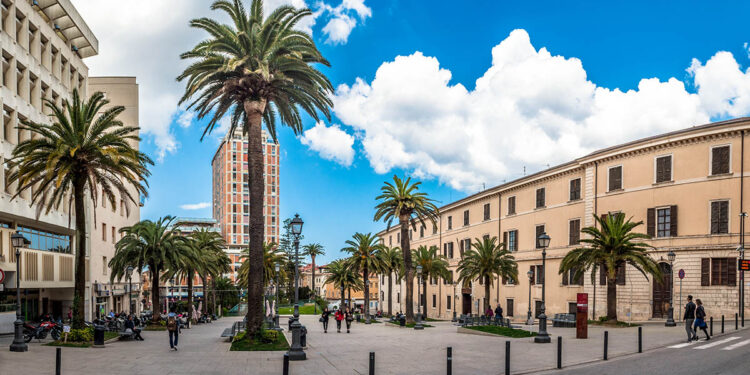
[536,188,545,208]
[462,239,470,257]
[447,216,452,230]
[389,236,392,246]
[120,200,125,216]
[102,223,107,242]
[506,299,514,317]
[608,166,622,191]
[483,203,490,221]
[397,292,400,302]
[420,226,424,238]
[616,264,626,285]
[507,196,516,215]
[655,155,672,183]
[702,258,737,286]
[710,201,729,234]
[433,225,438,234]
[102,257,107,275]
[569,219,580,245]
[535,225,545,249]
[534,265,544,285]
[397,233,400,243]
[562,266,584,286]
[432,294,436,308]
[502,274,515,285]
[447,296,452,310]
[711,145,730,175]
[503,230,518,251]
[448,242,454,258]
[656,208,671,238]
[463,210,469,226]
[569,178,581,201]
[111,227,115,244]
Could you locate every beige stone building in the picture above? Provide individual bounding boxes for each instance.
[379,118,750,323]
[0,1,140,331]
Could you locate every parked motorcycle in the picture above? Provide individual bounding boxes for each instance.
[23,320,62,342]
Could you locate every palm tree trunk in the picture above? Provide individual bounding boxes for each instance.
[607,277,617,321]
[347,288,352,310]
[311,255,316,300]
[151,264,161,324]
[485,275,491,314]
[340,286,345,309]
[211,276,217,315]
[400,216,415,323]
[387,273,393,316]
[243,99,267,335]
[72,178,87,329]
[187,273,194,323]
[364,265,369,318]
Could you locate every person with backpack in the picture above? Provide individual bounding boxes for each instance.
[167,308,181,350]
[334,308,344,333]
[693,299,710,341]
[494,304,504,325]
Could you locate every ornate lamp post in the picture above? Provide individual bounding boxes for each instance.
[534,233,551,343]
[415,265,424,330]
[526,269,534,326]
[287,213,305,361]
[274,263,281,331]
[739,244,746,327]
[10,231,30,352]
[126,266,134,316]
[665,250,676,327]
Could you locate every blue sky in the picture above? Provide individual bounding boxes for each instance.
[75,0,750,266]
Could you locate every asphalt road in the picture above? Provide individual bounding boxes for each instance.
[548,328,750,375]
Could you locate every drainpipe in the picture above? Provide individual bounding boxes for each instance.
[593,161,598,321]
[497,192,502,305]
[741,130,745,324]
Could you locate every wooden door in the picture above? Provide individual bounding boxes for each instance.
[462,293,472,315]
[652,262,672,318]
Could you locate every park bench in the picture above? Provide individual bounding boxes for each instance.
[220,321,245,341]
[118,330,136,340]
[551,313,576,327]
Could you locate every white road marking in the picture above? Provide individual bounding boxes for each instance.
[694,337,740,349]
[668,342,694,348]
[721,339,750,351]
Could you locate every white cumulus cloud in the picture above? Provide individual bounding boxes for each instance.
[333,29,750,191]
[300,122,355,166]
[318,0,371,44]
[180,202,211,210]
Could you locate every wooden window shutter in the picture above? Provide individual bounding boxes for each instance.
[530,265,535,285]
[599,263,607,285]
[503,232,507,247]
[443,243,447,258]
[616,264,626,285]
[664,156,672,181]
[701,258,710,286]
[647,208,655,237]
[728,257,737,286]
[711,258,720,286]
[562,270,568,285]
[710,202,720,234]
[670,205,678,237]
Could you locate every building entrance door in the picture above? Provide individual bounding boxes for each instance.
[652,262,672,318]
[462,293,471,315]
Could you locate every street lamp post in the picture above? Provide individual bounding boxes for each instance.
[665,251,677,327]
[740,212,747,327]
[526,269,534,326]
[274,264,281,331]
[534,233,551,343]
[10,232,30,352]
[287,214,306,361]
[126,266,134,316]
[415,265,424,330]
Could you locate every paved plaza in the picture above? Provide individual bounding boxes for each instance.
[1,315,746,374]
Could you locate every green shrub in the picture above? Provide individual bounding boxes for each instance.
[159,320,167,326]
[261,329,278,343]
[67,328,93,342]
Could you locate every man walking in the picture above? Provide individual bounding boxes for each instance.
[494,304,504,325]
[167,308,181,350]
[683,295,696,343]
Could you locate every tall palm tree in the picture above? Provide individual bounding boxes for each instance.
[324,259,363,309]
[189,229,229,315]
[413,245,450,318]
[238,242,287,287]
[342,233,383,319]
[457,237,518,314]
[560,213,662,321]
[303,243,325,301]
[376,246,402,316]
[9,89,152,328]
[161,241,203,322]
[178,0,333,335]
[109,217,186,323]
[374,175,439,323]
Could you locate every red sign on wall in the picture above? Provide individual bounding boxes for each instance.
[740,260,750,271]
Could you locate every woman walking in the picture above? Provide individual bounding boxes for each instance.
[321,307,331,333]
[344,307,354,333]
[335,308,344,333]
[693,299,711,341]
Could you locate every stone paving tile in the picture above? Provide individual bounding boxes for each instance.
[0,315,746,374]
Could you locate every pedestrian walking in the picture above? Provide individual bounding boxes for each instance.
[335,308,344,333]
[321,307,331,333]
[494,304,504,325]
[344,307,353,333]
[167,308,181,350]
[693,299,710,341]
[683,295,696,343]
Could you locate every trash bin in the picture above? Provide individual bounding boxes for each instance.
[93,325,106,347]
[399,316,406,327]
[300,326,307,347]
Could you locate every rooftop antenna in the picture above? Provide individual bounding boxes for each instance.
[523,166,526,176]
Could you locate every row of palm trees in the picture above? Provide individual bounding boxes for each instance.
[109,216,232,323]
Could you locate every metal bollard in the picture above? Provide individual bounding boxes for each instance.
[557,336,562,369]
[638,326,642,353]
[369,352,375,375]
[736,313,739,330]
[722,315,725,333]
[56,347,62,375]
[283,353,289,375]
[710,317,714,336]
[447,347,452,375]
[603,331,609,360]
[505,341,510,375]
